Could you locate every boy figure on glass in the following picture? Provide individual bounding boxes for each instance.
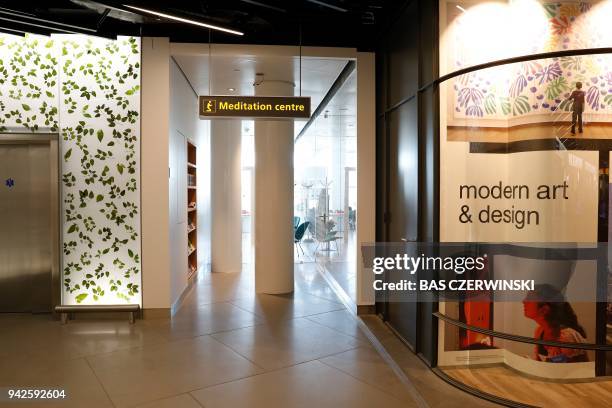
[567,81,585,135]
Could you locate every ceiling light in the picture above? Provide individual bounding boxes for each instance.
[228,87,236,92]
[456,5,467,12]
[0,8,97,32]
[0,25,26,36]
[0,16,81,34]
[123,5,244,36]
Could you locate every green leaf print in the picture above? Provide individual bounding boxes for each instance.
[545,77,568,100]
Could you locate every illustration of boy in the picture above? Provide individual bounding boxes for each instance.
[567,82,585,135]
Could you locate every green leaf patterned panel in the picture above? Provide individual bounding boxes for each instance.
[0,34,58,132]
[0,33,141,305]
[59,35,141,305]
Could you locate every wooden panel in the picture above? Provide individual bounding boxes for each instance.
[443,365,612,407]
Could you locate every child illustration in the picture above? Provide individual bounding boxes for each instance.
[567,82,585,135]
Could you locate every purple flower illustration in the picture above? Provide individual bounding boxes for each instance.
[466,105,484,117]
[536,61,562,85]
[457,87,484,108]
[587,86,600,110]
[510,75,528,97]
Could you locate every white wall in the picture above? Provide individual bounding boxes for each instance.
[356,52,376,307]
[169,58,211,306]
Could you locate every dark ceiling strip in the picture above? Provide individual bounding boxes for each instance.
[0,9,97,32]
[434,312,612,351]
[0,6,36,17]
[97,8,111,29]
[240,0,287,13]
[0,16,80,34]
[0,26,26,36]
[383,46,612,116]
[295,60,356,142]
[306,0,348,13]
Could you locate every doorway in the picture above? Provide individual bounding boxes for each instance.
[0,134,60,313]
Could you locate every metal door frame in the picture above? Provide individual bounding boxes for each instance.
[0,133,60,312]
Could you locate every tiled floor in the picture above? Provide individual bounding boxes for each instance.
[0,262,491,408]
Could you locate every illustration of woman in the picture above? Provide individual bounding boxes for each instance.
[522,284,588,363]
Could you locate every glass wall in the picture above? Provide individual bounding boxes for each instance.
[293,71,357,299]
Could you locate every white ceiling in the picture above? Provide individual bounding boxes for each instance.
[173,54,347,109]
[172,53,356,137]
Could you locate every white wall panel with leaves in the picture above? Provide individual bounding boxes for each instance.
[0,33,142,305]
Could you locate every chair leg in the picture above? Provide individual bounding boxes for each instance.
[298,242,305,256]
[295,243,300,258]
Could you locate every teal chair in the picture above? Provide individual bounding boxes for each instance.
[293,216,301,229]
[294,221,310,257]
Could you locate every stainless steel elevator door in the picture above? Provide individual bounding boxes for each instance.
[0,142,53,312]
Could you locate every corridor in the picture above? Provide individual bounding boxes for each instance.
[0,265,411,408]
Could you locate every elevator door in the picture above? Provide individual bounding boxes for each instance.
[0,141,53,312]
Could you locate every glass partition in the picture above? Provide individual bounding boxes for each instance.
[293,70,357,300]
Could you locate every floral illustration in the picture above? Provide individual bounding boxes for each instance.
[451,1,612,121]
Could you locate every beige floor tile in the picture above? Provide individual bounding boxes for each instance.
[230,291,345,322]
[211,317,366,370]
[0,356,113,408]
[293,263,343,303]
[320,346,418,403]
[374,329,497,408]
[87,335,262,407]
[184,273,254,305]
[142,302,263,340]
[135,393,202,408]
[0,314,168,361]
[306,309,370,342]
[191,360,408,408]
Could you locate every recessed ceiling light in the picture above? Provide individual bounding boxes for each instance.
[123,5,244,36]
[456,5,467,12]
[228,87,236,92]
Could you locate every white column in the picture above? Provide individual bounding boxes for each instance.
[254,80,294,294]
[211,120,242,273]
[141,37,171,310]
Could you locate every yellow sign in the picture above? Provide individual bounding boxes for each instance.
[199,95,310,119]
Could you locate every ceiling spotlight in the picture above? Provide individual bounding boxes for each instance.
[227,87,236,92]
[123,5,244,36]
